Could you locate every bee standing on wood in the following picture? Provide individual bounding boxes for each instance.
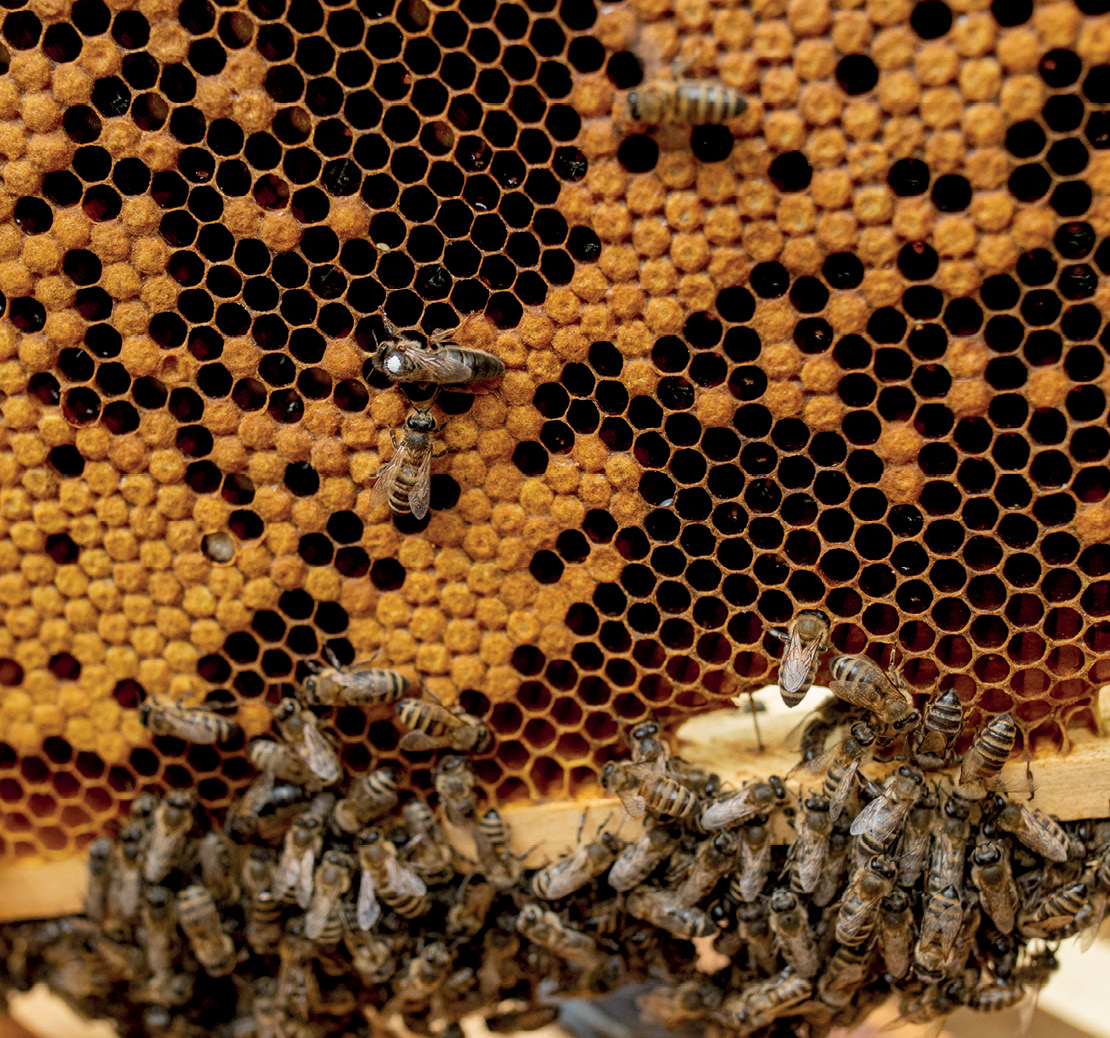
[955,712,1016,800]
[372,320,505,384]
[138,696,240,745]
[370,408,445,520]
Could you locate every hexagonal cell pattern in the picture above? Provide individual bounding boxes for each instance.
[0,0,1108,857]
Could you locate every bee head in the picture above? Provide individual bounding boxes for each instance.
[302,674,318,696]
[869,855,898,881]
[627,90,641,119]
[770,888,795,911]
[138,702,152,724]
[768,775,787,800]
[166,789,195,810]
[408,410,437,433]
[973,842,1001,866]
[850,721,876,746]
[893,710,921,732]
[882,888,909,912]
[273,699,297,722]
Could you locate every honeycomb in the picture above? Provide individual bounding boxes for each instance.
[1,0,1110,860]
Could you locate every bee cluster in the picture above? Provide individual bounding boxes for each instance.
[1,636,1109,1038]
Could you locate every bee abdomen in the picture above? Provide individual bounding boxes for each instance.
[976,713,1017,764]
[443,347,506,381]
[675,83,747,122]
[379,890,428,918]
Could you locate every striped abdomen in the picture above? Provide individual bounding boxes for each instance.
[675,83,747,123]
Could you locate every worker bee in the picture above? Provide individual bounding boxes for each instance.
[139,885,178,979]
[816,944,872,1011]
[474,807,524,889]
[608,825,677,892]
[395,688,491,753]
[515,903,605,968]
[790,721,875,822]
[370,408,443,520]
[433,753,479,828]
[673,830,738,907]
[897,788,938,889]
[356,829,429,930]
[698,775,787,831]
[277,919,320,1022]
[829,654,921,733]
[628,70,749,126]
[389,941,452,1011]
[225,779,307,845]
[835,855,898,946]
[138,695,240,745]
[624,888,715,940]
[927,794,970,895]
[1017,879,1089,938]
[893,975,973,1026]
[850,765,924,853]
[105,822,146,937]
[332,767,399,834]
[272,809,328,910]
[638,979,723,1030]
[246,887,284,957]
[128,792,159,828]
[446,878,498,941]
[910,688,964,769]
[993,798,1070,863]
[602,758,699,821]
[372,320,505,384]
[198,830,239,905]
[714,970,812,1033]
[176,884,235,977]
[304,850,353,941]
[877,888,914,979]
[532,821,621,900]
[84,837,112,925]
[248,739,315,787]
[789,794,833,894]
[914,884,963,981]
[300,648,412,707]
[767,609,831,706]
[970,838,1018,934]
[813,813,852,908]
[768,888,819,978]
[731,816,773,903]
[342,905,396,985]
[955,712,1016,800]
[402,800,455,884]
[273,698,341,786]
[735,900,778,975]
[142,789,195,884]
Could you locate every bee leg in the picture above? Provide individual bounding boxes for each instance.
[389,429,400,451]
[1025,759,1035,801]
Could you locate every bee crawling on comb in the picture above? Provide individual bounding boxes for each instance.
[371,318,505,385]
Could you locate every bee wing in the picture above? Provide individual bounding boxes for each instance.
[297,723,341,785]
[357,870,381,931]
[787,743,837,781]
[850,793,892,839]
[1012,806,1069,863]
[779,630,822,695]
[304,885,340,940]
[369,447,407,508]
[408,448,434,520]
[619,789,647,819]
[827,761,860,823]
[739,841,771,902]
[1078,890,1106,953]
[399,730,445,752]
[384,855,428,898]
[410,349,482,383]
[625,757,666,782]
[295,847,316,910]
[794,828,828,894]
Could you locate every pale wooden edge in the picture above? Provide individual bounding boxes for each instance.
[1,688,1108,921]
